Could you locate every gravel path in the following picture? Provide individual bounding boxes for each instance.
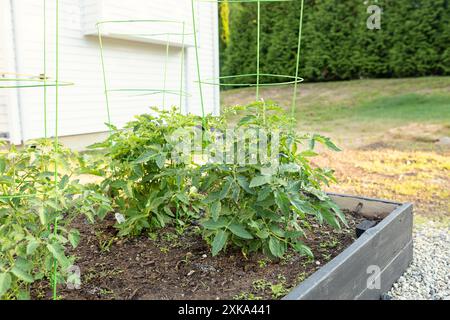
[384,221,450,300]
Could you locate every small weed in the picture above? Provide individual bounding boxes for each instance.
[95,231,116,253]
[270,283,288,299]
[257,259,268,268]
[296,272,307,284]
[163,232,179,242]
[181,252,193,265]
[159,247,170,254]
[280,253,294,266]
[322,253,332,261]
[148,232,158,241]
[320,238,339,249]
[100,288,114,296]
[233,292,262,300]
[252,279,271,292]
[276,274,286,282]
[83,267,123,283]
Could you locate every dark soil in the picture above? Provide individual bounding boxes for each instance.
[33,210,366,300]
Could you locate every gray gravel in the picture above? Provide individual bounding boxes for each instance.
[384,221,450,300]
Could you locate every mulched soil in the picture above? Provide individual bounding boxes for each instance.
[33,210,367,300]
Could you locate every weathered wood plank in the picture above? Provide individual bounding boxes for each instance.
[329,193,400,219]
[356,240,413,300]
[284,195,413,300]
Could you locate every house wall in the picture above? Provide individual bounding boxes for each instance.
[9,0,219,145]
[0,0,22,144]
[0,0,11,137]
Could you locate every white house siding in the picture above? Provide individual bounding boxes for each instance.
[9,0,219,143]
[0,0,11,137]
[0,0,22,144]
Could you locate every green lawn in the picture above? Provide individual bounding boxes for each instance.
[221,77,450,148]
[221,77,450,121]
[301,94,450,124]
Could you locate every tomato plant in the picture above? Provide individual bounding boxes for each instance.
[88,102,344,259]
[88,108,211,236]
[0,140,111,299]
[196,102,346,258]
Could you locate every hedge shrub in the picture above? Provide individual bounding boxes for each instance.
[220,0,450,83]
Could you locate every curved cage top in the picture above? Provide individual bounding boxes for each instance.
[0,72,74,89]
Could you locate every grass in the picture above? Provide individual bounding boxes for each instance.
[356,94,450,122]
[301,94,450,124]
[221,77,450,221]
[222,76,450,135]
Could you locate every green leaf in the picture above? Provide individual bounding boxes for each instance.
[0,175,14,186]
[0,272,12,297]
[300,150,318,157]
[87,141,110,150]
[38,207,48,226]
[231,186,240,202]
[257,209,282,222]
[210,201,221,222]
[134,150,157,164]
[309,138,316,150]
[279,163,300,173]
[292,242,314,258]
[46,243,70,269]
[26,240,40,255]
[59,175,69,189]
[238,115,256,126]
[249,175,271,188]
[204,191,221,203]
[268,237,285,258]
[274,190,290,216]
[156,153,166,169]
[270,224,285,238]
[0,158,6,174]
[176,193,190,205]
[257,186,272,202]
[321,209,341,229]
[11,265,34,283]
[202,217,229,230]
[256,229,269,239]
[228,223,253,239]
[328,201,348,227]
[324,139,341,152]
[290,197,315,215]
[236,175,255,194]
[17,290,30,300]
[218,179,233,199]
[313,135,341,152]
[212,230,228,256]
[68,229,81,248]
[285,230,304,239]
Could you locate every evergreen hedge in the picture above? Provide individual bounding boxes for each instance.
[219,0,450,84]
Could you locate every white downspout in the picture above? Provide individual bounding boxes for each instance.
[212,0,221,116]
[3,0,23,145]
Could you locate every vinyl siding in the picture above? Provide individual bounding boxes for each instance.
[0,0,10,136]
[10,0,219,141]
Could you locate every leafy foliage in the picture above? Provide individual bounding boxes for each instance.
[0,101,344,299]
[195,102,346,257]
[0,140,111,300]
[89,102,345,259]
[220,0,450,83]
[88,108,212,236]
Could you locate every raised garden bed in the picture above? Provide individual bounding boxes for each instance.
[285,193,413,300]
[32,193,413,301]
